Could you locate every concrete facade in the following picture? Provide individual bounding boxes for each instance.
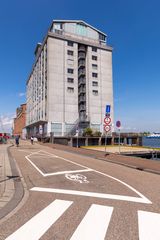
[26,20,113,137]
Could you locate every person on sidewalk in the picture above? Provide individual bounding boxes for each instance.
[31,136,34,145]
[15,135,20,147]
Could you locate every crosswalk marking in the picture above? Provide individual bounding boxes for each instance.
[138,210,160,240]
[70,204,113,240]
[5,195,160,240]
[5,199,73,240]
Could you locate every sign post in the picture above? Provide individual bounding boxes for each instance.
[116,120,121,154]
[104,105,111,154]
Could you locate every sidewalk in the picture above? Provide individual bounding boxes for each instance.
[0,144,15,213]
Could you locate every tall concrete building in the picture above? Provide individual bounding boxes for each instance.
[26,20,113,137]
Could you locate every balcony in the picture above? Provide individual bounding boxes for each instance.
[78,69,85,77]
[79,105,86,111]
[78,52,85,59]
[78,45,86,52]
[78,78,86,86]
[79,95,86,102]
[78,87,86,94]
[78,60,85,68]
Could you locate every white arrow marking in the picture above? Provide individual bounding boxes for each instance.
[138,210,160,240]
[5,199,73,240]
[70,204,113,240]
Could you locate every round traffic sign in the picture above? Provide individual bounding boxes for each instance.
[104,117,111,125]
[116,120,121,128]
[104,125,111,132]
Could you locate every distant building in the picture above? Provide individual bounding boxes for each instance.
[13,103,26,137]
[26,20,113,137]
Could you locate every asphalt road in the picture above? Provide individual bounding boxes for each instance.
[0,141,160,240]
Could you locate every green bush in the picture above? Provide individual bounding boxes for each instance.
[83,127,93,136]
[93,131,102,137]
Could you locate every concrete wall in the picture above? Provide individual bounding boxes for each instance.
[86,46,113,132]
[47,37,79,135]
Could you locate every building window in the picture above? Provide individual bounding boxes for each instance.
[92,81,98,86]
[67,50,74,56]
[99,34,106,41]
[92,47,97,52]
[67,59,74,65]
[92,72,98,78]
[68,68,74,74]
[93,90,98,96]
[68,41,74,46]
[92,55,97,61]
[67,78,74,83]
[92,64,97,69]
[67,87,74,93]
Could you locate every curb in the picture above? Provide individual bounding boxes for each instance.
[0,145,24,220]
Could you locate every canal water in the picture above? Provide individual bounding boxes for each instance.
[142,137,160,148]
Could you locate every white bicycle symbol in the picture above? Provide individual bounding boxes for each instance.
[65,173,89,183]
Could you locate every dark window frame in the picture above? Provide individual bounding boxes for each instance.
[92,81,98,86]
[93,90,98,95]
[67,50,74,56]
[92,55,97,61]
[67,78,74,83]
[67,87,74,93]
[67,68,74,74]
[92,72,98,78]
[92,47,97,52]
[67,41,74,46]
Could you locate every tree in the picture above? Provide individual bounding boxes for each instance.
[83,127,93,136]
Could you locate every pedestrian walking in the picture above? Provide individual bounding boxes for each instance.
[15,135,20,147]
[31,136,34,145]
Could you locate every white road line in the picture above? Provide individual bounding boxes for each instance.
[18,150,35,153]
[34,150,58,158]
[26,150,42,158]
[31,187,149,203]
[25,151,91,176]
[93,169,152,204]
[44,169,92,177]
[138,210,160,240]
[70,204,113,240]
[25,156,45,176]
[5,199,73,240]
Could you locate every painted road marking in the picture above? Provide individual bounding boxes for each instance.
[138,210,160,240]
[70,204,113,240]
[25,150,92,177]
[31,187,150,203]
[25,150,152,204]
[65,173,89,183]
[5,199,73,240]
[43,169,92,177]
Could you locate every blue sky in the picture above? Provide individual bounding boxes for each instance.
[0,0,160,132]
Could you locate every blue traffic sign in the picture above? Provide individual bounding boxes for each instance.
[106,105,111,114]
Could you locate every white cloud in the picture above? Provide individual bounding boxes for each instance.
[18,92,26,97]
[0,114,15,133]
